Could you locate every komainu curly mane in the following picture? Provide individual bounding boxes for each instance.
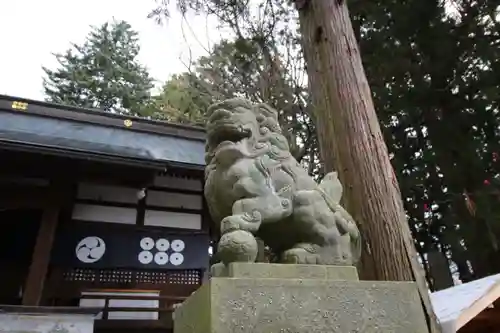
[204,98,361,268]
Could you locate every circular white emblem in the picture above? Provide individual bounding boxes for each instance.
[171,239,185,252]
[154,252,169,265]
[138,250,153,264]
[156,238,170,251]
[170,252,184,266]
[75,236,106,263]
[140,237,155,250]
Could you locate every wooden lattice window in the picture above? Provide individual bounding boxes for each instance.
[63,268,97,282]
[99,269,133,283]
[61,268,201,285]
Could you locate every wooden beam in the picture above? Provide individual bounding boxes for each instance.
[457,282,500,330]
[459,311,500,333]
[22,180,69,306]
[0,185,49,210]
[0,150,157,188]
[473,308,500,321]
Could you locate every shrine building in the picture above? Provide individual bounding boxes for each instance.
[0,94,211,333]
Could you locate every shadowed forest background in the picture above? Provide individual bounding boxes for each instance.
[41,0,500,290]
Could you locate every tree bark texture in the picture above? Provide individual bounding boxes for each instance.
[296,1,441,332]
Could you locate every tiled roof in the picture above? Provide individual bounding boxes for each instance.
[0,95,206,169]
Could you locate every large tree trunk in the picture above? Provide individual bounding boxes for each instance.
[295,1,441,332]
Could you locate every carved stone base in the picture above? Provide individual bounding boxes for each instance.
[174,263,428,333]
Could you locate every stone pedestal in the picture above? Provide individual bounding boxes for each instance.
[174,263,429,333]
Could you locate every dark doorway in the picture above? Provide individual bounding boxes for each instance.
[0,209,42,304]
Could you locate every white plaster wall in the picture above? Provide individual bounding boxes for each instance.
[0,313,95,333]
[144,210,201,230]
[72,204,137,224]
[146,190,202,210]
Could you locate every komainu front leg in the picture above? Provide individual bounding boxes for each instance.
[217,195,292,265]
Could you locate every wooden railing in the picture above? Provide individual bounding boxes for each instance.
[44,267,202,330]
[78,293,188,329]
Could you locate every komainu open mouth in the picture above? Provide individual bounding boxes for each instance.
[209,125,251,148]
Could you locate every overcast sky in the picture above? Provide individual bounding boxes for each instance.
[0,0,221,100]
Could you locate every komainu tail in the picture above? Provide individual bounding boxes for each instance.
[319,172,362,265]
[319,172,343,204]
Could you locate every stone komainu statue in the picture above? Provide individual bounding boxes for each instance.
[204,98,361,267]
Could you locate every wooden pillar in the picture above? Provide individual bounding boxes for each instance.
[296,1,441,332]
[22,180,67,306]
